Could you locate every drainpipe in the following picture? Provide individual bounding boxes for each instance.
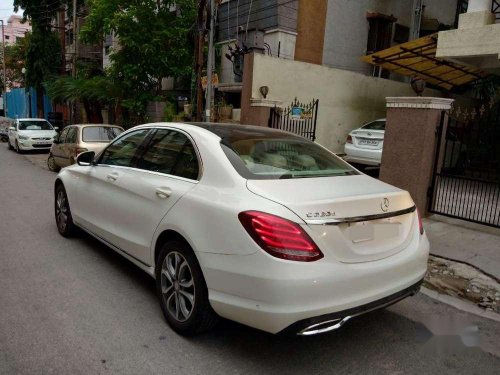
[410,0,424,40]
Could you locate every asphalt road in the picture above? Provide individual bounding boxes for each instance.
[1,144,499,375]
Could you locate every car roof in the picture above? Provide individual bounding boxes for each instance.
[67,124,123,128]
[185,122,302,140]
[17,118,50,121]
[129,122,306,144]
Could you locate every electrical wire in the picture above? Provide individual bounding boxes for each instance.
[245,0,253,40]
[227,0,230,40]
[235,0,239,37]
[218,0,297,23]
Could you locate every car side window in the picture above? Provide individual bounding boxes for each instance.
[58,128,69,143]
[137,129,200,180]
[99,129,150,167]
[66,127,77,144]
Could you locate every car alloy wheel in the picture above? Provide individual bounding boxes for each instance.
[156,240,218,335]
[160,251,195,323]
[56,190,69,233]
[54,185,75,237]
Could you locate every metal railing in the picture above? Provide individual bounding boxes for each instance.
[268,98,319,141]
[429,105,500,228]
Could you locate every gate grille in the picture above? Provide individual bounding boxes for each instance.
[268,98,319,141]
[429,103,500,227]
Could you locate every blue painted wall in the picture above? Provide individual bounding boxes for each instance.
[6,88,52,120]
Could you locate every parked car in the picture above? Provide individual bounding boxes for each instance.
[54,123,428,336]
[0,127,8,142]
[48,124,124,172]
[7,118,58,153]
[343,119,386,166]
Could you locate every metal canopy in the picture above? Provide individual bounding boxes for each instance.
[361,34,487,90]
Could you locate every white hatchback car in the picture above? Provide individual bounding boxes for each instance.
[54,123,428,336]
[344,119,386,166]
[8,118,58,152]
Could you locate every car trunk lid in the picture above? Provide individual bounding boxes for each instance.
[351,129,384,150]
[247,175,416,263]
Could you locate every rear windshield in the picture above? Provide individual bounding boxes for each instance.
[82,127,123,142]
[18,120,53,131]
[362,120,386,131]
[221,134,357,180]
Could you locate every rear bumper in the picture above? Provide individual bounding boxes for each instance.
[198,231,429,334]
[281,278,423,335]
[343,144,382,166]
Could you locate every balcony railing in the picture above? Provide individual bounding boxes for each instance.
[494,0,500,20]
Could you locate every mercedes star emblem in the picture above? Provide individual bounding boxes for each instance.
[381,198,390,212]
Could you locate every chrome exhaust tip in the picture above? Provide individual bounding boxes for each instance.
[297,316,352,336]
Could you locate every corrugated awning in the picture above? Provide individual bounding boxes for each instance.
[361,34,487,90]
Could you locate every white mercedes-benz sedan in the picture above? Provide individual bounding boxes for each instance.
[54,123,429,336]
[343,118,385,166]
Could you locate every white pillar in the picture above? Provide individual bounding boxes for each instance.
[467,0,492,13]
[458,0,494,29]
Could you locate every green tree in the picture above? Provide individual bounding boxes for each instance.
[25,29,62,116]
[46,74,122,123]
[80,0,196,123]
[3,37,28,89]
[14,0,65,117]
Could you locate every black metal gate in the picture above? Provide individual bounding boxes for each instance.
[268,98,319,141]
[428,102,500,228]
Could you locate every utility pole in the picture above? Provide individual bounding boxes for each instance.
[59,8,66,75]
[195,0,207,121]
[205,0,215,122]
[70,0,77,123]
[72,0,77,78]
[1,20,7,117]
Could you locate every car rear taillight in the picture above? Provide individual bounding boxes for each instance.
[238,211,323,262]
[346,135,353,144]
[416,208,424,235]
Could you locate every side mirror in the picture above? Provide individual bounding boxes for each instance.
[9,126,15,131]
[77,151,96,166]
[54,127,59,131]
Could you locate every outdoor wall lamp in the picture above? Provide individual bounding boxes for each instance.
[259,86,269,99]
[410,77,426,96]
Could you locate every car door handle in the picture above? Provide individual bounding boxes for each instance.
[155,187,172,199]
[106,172,119,182]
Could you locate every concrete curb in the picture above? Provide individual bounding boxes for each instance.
[430,253,500,283]
[421,286,500,323]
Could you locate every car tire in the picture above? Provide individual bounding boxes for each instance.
[7,139,13,150]
[55,184,76,237]
[156,240,219,336]
[47,154,60,172]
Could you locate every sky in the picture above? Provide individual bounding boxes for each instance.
[0,0,21,22]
